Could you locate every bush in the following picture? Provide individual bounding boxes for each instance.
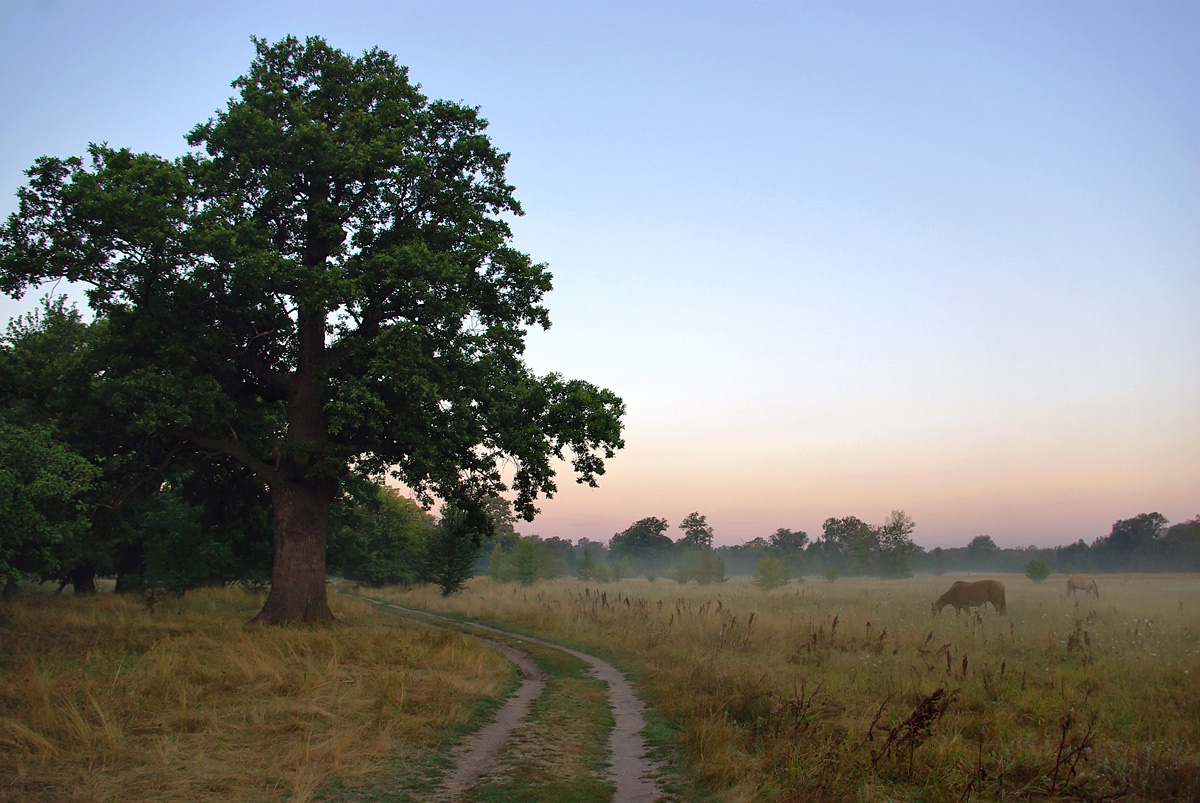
[1025,558,1052,583]
[670,550,727,585]
[752,557,789,591]
[824,567,840,583]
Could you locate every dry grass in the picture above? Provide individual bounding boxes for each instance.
[372,573,1200,802]
[0,585,511,803]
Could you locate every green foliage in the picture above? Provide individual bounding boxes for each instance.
[575,544,611,582]
[609,556,635,580]
[423,507,483,596]
[752,557,789,591]
[609,517,673,574]
[510,539,542,586]
[669,549,727,585]
[828,510,916,579]
[487,534,565,585]
[1025,558,1052,583]
[931,547,947,575]
[824,567,840,583]
[487,542,507,581]
[678,511,714,549]
[328,483,435,587]
[0,420,98,586]
[134,488,236,594]
[769,527,808,575]
[0,35,625,622]
[875,510,917,579]
[966,534,1000,568]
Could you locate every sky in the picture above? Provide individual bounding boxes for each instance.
[2,1,1197,549]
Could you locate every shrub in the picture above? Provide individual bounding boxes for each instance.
[670,550,727,585]
[752,557,789,591]
[1025,558,1052,583]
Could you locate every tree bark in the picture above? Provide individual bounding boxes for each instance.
[114,541,146,594]
[67,562,97,594]
[252,476,337,625]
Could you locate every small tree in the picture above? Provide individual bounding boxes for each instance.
[752,557,789,591]
[1025,558,1052,583]
[576,542,610,581]
[423,507,482,596]
[510,538,541,586]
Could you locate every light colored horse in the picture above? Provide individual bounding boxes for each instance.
[1066,575,1099,598]
[932,579,1007,615]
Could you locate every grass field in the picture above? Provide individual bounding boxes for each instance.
[4,574,1197,802]
[370,573,1200,802]
[0,585,514,803]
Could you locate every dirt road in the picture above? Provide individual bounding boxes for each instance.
[356,596,664,802]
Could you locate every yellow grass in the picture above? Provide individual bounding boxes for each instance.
[370,573,1200,802]
[0,586,511,803]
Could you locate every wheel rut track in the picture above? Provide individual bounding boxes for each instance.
[353,595,663,802]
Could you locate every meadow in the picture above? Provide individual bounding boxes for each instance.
[370,573,1200,802]
[3,574,1197,802]
[0,586,514,803]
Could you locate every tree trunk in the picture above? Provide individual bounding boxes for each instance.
[252,477,336,625]
[68,562,97,594]
[253,292,335,626]
[114,542,146,594]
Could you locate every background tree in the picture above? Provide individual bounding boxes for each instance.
[669,549,726,585]
[608,517,673,575]
[875,510,918,578]
[487,534,562,585]
[1092,513,1167,571]
[813,515,865,575]
[844,520,879,576]
[678,512,714,550]
[768,527,808,575]
[0,36,624,624]
[575,541,610,581]
[327,480,435,587]
[1162,516,1200,571]
[573,538,611,581]
[966,534,1000,569]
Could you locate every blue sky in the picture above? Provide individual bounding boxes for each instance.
[2,1,1197,548]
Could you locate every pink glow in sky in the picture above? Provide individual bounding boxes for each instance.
[2,2,1197,550]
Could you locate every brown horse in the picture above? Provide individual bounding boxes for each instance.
[1066,575,1099,598]
[932,579,1007,615]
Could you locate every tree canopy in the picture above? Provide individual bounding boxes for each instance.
[0,35,625,623]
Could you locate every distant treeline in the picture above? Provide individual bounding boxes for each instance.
[570,510,1200,582]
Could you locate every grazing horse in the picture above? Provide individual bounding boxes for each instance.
[932,579,1007,615]
[1066,575,1099,598]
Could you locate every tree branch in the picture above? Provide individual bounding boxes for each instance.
[185,431,278,487]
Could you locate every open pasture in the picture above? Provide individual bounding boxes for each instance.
[375,573,1200,802]
[0,586,512,803]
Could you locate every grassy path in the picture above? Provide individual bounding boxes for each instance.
[348,595,665,802]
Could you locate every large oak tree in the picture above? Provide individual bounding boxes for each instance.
[0,36,625,624]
